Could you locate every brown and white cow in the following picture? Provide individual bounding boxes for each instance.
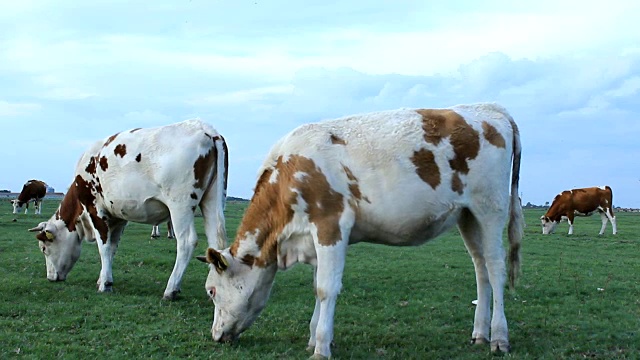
[28,119,228,300]
[197,103,523,358]
[541,186,616,235]
[151,221,174,239]
[11,179,47,215]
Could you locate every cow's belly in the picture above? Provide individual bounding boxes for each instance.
[103,198,170,224]
[350,206,463,246]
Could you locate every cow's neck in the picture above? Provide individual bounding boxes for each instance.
[56,175,108,243]
[545,203,565,222]
[230,167,294,268]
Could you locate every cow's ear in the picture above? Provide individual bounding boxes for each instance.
[28,222,46,232]
[206,247,229,273]
[35,230,55,242]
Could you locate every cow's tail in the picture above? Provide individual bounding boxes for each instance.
[507,118,524,290]
[212,135,229,249]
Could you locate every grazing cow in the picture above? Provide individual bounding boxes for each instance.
[197,103,523,358]
[541,186,616,235]
[11,180,47,215]
[28,119,228,300]
[151,221,175,239]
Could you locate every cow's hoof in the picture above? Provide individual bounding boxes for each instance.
[309,354,329,360]
[490,340,510,353]
[97,283,113,293]
[471,337,490,345]
[162,291,180,301]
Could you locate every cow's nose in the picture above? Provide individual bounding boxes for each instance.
[206,286,216,298]
[217,333,236,343]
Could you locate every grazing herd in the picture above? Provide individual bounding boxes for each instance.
[4,103,622,358]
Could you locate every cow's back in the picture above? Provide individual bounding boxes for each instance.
[569,186,613,213]
[261,103,517,245]
[78,119,221,222]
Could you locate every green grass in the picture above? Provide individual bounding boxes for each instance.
[1,200,639,359]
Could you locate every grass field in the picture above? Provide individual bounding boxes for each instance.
[1,200,639,359]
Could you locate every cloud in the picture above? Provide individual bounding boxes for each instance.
[0,1,639,207]
[0,100,41,117]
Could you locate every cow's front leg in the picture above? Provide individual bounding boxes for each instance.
[96,238,114,292]
[95,222,125,293]
[311,239,348,359]
[163,212,198,300]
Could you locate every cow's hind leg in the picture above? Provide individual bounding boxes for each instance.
[458,209,491,346]
[598,212,608,235]
[459,208,510,353]
[604,208,617,235]
[163,209,198,300]
[307,267,321,353]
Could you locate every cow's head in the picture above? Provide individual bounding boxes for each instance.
[28,218,83,282]
[540,216,557,234]
[11,199,25,214]
[197,247,277,343]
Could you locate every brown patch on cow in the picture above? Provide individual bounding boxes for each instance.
[298,157,345,247]
[240,254,255,267]
[190,192,198,200]
[342,165,362,201]
[416,109,480,174]
[411,148,440,189]
[330,134,346,145]
[217,135,229,192]
[193,145,217,189]
[129,128,142,133]
[231,155,344,267]
[104,133,119,147]
[342,166,356,182]
[482,121,506,148]
[114,144,127,158]
[58,175,108,243]
[85,156,97,175]
[451,173,464,194]
[95,178,103,195]
[99,156,108,171]
[135,153,141,162]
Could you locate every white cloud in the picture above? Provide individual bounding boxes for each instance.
[0,0,639,206]
[187,85,294,105]
[606,76,640,98]
[122,110,172,125]
[0,100,41,117]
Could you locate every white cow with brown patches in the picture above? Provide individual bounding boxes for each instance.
[198,103,523,358]
[28,119,228,300]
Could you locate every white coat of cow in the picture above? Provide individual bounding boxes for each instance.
[29,119,228,300]
[198,103,523,358]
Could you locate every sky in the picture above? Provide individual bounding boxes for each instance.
[1,0,639,208]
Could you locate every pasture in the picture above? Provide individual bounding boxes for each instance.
[1,200,639,359]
